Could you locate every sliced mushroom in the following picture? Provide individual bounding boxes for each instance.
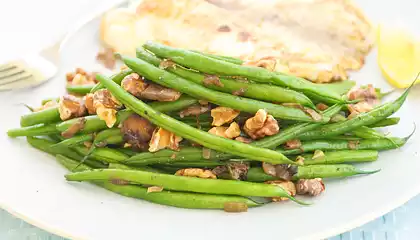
[121,114,155,150]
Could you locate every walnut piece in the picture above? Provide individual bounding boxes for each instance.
[316,103,329,111]
[203,74,224,87]
[96,47,117,69]
[211,107,240,126]
[93,89,122,128]
[284,139,302,150]
[346,85,379,117]
[147,186,163,193]
[84,93,96,115]
[58,95,87,120]
[61,118,87,138]
[179,104,210,118]
[208,122,241,139]
[235,136,252,143]
[121,114,155,150]
[312,150,325,159]
[266,180,296,201]
[296,178,325,196]
[175,168,217,179]
[149,127,182,152]
[66,68,98,85]
[243,109,279,139]
[121,73,181,102]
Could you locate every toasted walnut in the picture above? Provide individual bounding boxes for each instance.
[243,109,279,139]
[296,178,325,196]
[316,103,329,111]
[149,127,182,152]
[304,108,323,121]
[235,136,252,143]
[159,59,176,69]
[175,168,216,179]
[243,56,277,71]
[348,140,360,150]
[34,100,57,112]
[262,162,277,176]
[61,118,87,138]
[208,122,241,139]
[179,104,210,118]
[284,139,302,150]
[121,114,155,150]
[66,68,97,85]
[266,180,296,201]
[212,162,249,180]
[147,186,163,193]
[295,156,305,165]
[121,73,148,96]
[262,163,294,180]
[58,95,87,120]
[348,101,374,116]
[203,74,224,87]
[211,107,240,126]
[198,100,209,105]
[346,85,379,117]
[312,150,325,159]
[84,93,95,115]
[93,89,122,128]
[96,47,116,69]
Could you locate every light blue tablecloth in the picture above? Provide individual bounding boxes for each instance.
[2,195,420,240]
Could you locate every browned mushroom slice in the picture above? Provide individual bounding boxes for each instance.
[121,114,155,150]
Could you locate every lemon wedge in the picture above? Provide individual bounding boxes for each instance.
[378,26,420,88]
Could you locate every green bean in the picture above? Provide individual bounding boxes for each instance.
[97,74,296,165]
[7,124,59,137]
[279,137,410,155]
[73,145,128,163]
[65,169,306,204]
[298,150,379,165]
[321,80,356,95]
[55,95,197,134]
[298,87,411,140]
[293,164,380,180]
[90,68,133,93]
[27,137,107,168]
[124,56,328,122]
[20,107,61,127]
[58,155,260,209]
[50,134,93,151]
[322,135,362,141]
[66,84,95,95]
[190,50,244,65]
[156,161,226,168]
[117,148,138,156]
[136,48,315,108]
[108,163,164,173]
[143,41,344,103]
[369,117,400,128]
[93,128,123,146]
[124,147,231,166]
[246,164,379,182]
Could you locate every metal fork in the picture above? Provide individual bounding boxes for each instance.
[0,0,126,92]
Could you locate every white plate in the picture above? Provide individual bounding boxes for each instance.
[1,0,420,239]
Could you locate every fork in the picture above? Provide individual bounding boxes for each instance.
[0,0,126,92]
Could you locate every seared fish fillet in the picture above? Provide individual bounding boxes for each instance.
[100,0,374,83]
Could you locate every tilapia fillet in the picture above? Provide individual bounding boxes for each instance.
[100,0,374,83]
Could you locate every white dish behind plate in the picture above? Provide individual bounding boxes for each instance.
[1,0,420,239]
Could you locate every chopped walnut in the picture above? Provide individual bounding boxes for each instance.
[347,85,379,117]
[175,168,217,179]
[316,103,329,111]
[284,139,302,150]
[243,109,279,139]
[312,150,325,159]
[243,56,277,71]
[296,178,325,196]
[121,114,155,150]
[84,93,96,115]
[159,59,176,69]
[34,100,58,112]
[96,47,116,69]
[266,180,296,201]
[213,162,249,180]
[232,87,246,96]
[211,107,240,127]
[295,156,305,165]
[348,140,360,150]
[208,122,241,139]
[58,95,87,120]
[147,186,163,193]
[203,74,224,87]
[93,89,122,127]
[235,136,252,144]
[61,118,87,138]
[121,74,182,102]
[84,141,92,148]
[198,100,209,105]
[149,127,182,152]
[179,104,210,118]
[66,68,97,85]
[262,163,294,180]
[304,108,323,121]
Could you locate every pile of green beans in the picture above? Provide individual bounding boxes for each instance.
[6,43,413,211]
